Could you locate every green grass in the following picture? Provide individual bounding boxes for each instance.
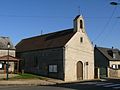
[10,73,47,80]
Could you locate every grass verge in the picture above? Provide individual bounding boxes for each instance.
[9,73,47,80]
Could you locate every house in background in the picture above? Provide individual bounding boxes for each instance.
[0,37,19,73]
[16,15,94,81]
[94,46,120,78]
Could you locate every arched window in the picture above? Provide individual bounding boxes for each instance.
[80,20,83,29]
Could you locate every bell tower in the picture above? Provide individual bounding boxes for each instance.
[74,15,85,33]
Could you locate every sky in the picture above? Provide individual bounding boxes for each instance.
[0,0,120,49]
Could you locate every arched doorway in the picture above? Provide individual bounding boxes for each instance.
[77,61,83,80]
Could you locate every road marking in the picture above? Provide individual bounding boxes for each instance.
[104,84,120,87]
[81,82,100,85]
[113,86,120,89]
[100,79,107,81]
[96,83,113,86]
[80,81,120,89]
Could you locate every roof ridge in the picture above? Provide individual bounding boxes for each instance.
[23,28,73,40]
[97,46,119,50]
[96,47,120,60]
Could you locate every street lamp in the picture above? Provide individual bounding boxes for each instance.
[110,1,120,18]
[6,42,10,80]
[110,2,120,6]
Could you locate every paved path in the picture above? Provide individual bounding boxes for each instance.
[0,79,56,86]
[0,74,65,86]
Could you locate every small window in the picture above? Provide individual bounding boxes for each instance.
[112,64,117,69]
[80,20,83,29]
[118,65,120,69]
[0,63,4,70]
[49,65,57,73]
[113,53,116,59]
[80,37,83,43]
[0,63,2,69]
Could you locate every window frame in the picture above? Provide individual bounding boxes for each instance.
[112,64,118,69]
[48,64,57,73]
[118,65,120,69]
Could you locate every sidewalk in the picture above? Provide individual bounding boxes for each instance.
[0,74,65,86]
[0,74,100,86]
[0,79,56,86]
[0,79,100,86]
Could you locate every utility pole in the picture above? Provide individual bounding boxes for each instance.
[6,42,10,80]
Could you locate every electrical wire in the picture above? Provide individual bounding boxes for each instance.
[66,46,94,54]
[0,14,118,19]
[93,6,117,42]
[0,15,74,18]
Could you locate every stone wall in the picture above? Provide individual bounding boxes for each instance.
[64,32,94,81]
[0,50,15,57]
[109,68,120,78]
[19,47,64,80]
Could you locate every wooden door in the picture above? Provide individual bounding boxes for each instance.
[77,61,83,80]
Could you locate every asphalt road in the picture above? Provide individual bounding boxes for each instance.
[0,79,120,90]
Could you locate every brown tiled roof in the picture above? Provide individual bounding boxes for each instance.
[16,28,75,52]
[0,55,19,62]
[96,47,120,61]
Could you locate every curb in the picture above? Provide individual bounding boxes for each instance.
[45,79,101,86]
[0,79,101,86]
[0,80,56,86]
[0,83,56,86]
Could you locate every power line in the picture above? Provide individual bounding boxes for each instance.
[66,46,94,54]
[93,6,117,42]
[0,14,118,19]
[0,15,74,18]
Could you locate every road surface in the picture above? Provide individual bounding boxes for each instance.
[0,79,120,90]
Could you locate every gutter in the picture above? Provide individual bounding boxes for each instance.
[63,46,65,81]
